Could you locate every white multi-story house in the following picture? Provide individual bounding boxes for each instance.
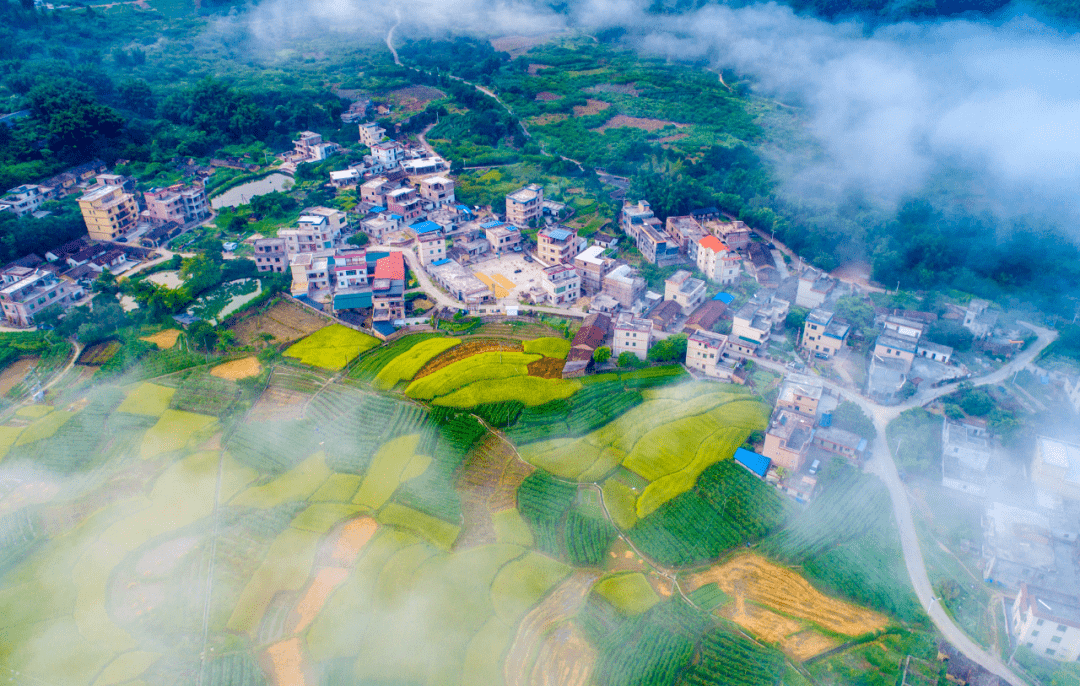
[613,311,653,360]
[279,207,347,256]
[1012,583,1080,661]
[541,263,580,306]
[697,235,741,285]
[506,184,543,227]
[686,329,740,381]
[419,176,455,207]
[0,185,45,217]
[417,232,447,267]
[359,122,386,147]
[664,270,707,315]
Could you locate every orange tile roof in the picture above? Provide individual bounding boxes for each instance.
[374,252,405,280]
[698,234,729,253]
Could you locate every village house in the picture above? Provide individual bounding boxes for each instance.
[385,187,422,223]
[916,340,953,364]
[289,251,333,296]
[416,232,447,267]
[776,375,824,416]
[1012,584,1080,661]
[873,332,919,373]
[537,226,585,266]
[371,141,406,169]
[361,215,399,243]
[142,183,209,225]
[0,265,84,327]
[665,216,707,259]
[291,131,340,163]
[78,182,139,241]
[358,121,386,147]
[704,219,752,251]
[340,99,372,124]
[483,221,522,255]
[613,311,653,360]
[592,232,619,249]
[813,428,867,462]
[139,222,182,249]
[0,185,46,217]
[883,314,925,339]
[563,313,611,377]
[620,200,682,267]
[802,307,850,360]
[664,270,707,315]
[360,177,399,206]
[941,417,992,497]
[686,329,741,382]
[962,299,999,338]
[280,207,347,256]
[506,184,544,227]
[401,156,449,177]
[573,245,617,295]
[1031,436,1080,502]
[648,300,683,332]
[602,264,646,309]
[253,237,288,273]
[763,409,815,473]
[329,168,361,187]
[418,176,455,207]
[745,242,779,287]
[696,235,741,285]
[795,266,836,309]
[684,296,729,333]
[427,259,493,307]
[541,263,580,306]
[730,292,790,356]
[371,252,406,322]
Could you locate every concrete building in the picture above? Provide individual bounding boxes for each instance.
[0,266,83,327]
[620,199,657,236]
[613,311,653,360]
[428,260,493,307]
[963,299,998,338]
[873,332,919,372]
[483,221,522,255]
[573,245,617,295]
[636,222,682,267]
[603,264,645,309]
[280,208,347,256]
[665,216,707,258]
[416,232,447,267]
[142,183,209,225]
[1,185,45,217]
[386,187,422,223]
[78,184,139,241]
[1012,584,1080,661]
[371,252,406,322]
[361,177,398,206]
[506,184,544,227]
[883,315,925,340]
[705,219,752,251]
[686,329,741,382]
[916,340,954,364]
[763,409,815,472]
[292,131,340,162]
[731,293,790,356]
[359,122,386,147]
[664,270,707,315]
[541,263,580,306]
[361,215,399,243]
[796,267,836,309]
[813,428,866,462]
[289,251,333,296]
[419,176,455,207]
[253,237,288,273]
[697,235,741,285]
[941,417,991,497]
[537,226,584,266]
[372,141,406,168]
[1032,437,1080,502]
[802,308,850,360]
[777,375,824,416]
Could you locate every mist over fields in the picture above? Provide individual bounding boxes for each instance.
[226,0,1080,224]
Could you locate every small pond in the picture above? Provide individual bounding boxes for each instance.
[210,173,293,209]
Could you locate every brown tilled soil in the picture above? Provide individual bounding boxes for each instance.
[413,338,521,379]
[211,357,262,380]
[573,99,611,117]
[527,63,554,75]
[248,386,309,423]
[454,434,534,550]
[527,357,564,379]
[230,300,329,346]
[388,85,446,113]
[535,91,563,102]
[529,114,569,126]
[592,115,687,134]
[0,357,36,395]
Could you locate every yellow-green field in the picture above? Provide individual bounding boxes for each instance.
[285,325,380,370]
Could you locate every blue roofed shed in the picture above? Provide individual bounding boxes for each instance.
[546,228,573,241]
[411,220,442,234]
[734,448,770,478]
[480,220,505,229]
[714,292,735,304]
[334,291,373,310]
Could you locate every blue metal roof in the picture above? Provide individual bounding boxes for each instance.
[388,214,403,220]
[411,220,442,234]
[430,258,451,267]
[546,228,572,241]
[334,291,373,310]
[819,412,832,427]
[480,220,505,229]
[370,205,386,213]
[367,251,389,263]
[734,448,770,477]
[713,292,735,304]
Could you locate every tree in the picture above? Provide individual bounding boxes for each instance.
[647,334,688,363]
[593,346,611,364]
[188,321,218,352]
[617,351,641,367]
[830,401,877,440]
[833,295,875,335]
[348,232,370,247]
[786,306,809,333]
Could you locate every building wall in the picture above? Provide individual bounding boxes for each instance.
[417,237,447,266]
[762,433,807,472]
[613,326,650,360]
[1013,605,1080,661]
[79,187,139,241]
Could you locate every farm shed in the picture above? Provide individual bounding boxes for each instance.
[734,448,770,478]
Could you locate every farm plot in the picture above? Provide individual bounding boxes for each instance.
[455,433,534,549]
[211,357,261,380]
[413,338,523,378]
[139,329,182,349]
[684,553,889,637]
[371,336,461,390]
[680,629,786,686]
[519,383,757,486]
[229,299,328,345]
[517,472,617,566]
[406,351,538,400]
[78,340,122,364]
[523,337,571,359]
[395,413,486,525]
[116,382,175,416]
[352,434,430,510]
[170,373,240,415]
[347,332,446,384]
[593,572,660,616]
[139,409,217,459]
[285,325,379,371]
[434,375,580,408]
[627,460,785,567]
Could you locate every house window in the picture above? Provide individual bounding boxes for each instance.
[1033,630,1040,637]
[1038,620,1045,626]
[1047,649,1056,655]
[1052,636,1063,643]
[1060,625,1069,632]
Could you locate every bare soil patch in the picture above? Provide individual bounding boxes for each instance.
[388,85,446,113]
[527,63,554,75]
[212,357,262,380]
[0,357,36,395]
[592,115,687,134]
[573,99,611,117]
[529,114,568,126]
[455,434,533,549]
[527,357,563,379]
[491,34,558,57]
[535,91,563,102]
[230,300,328,346]
[140,329,181,349]
[78,340,121,365]
[249,386,309,423]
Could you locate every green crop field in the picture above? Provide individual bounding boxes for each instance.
[405,350,541,400]
[594,573,661,616]
[433,375,580,407]
[116,382,176,416]
[522,337,571,358]
[285,325,380,370]
[372,337,461,390]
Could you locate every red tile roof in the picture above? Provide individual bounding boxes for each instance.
[699,235,729,253]
[373,252,405,280]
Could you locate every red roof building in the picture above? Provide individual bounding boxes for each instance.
[373,252,405,281]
